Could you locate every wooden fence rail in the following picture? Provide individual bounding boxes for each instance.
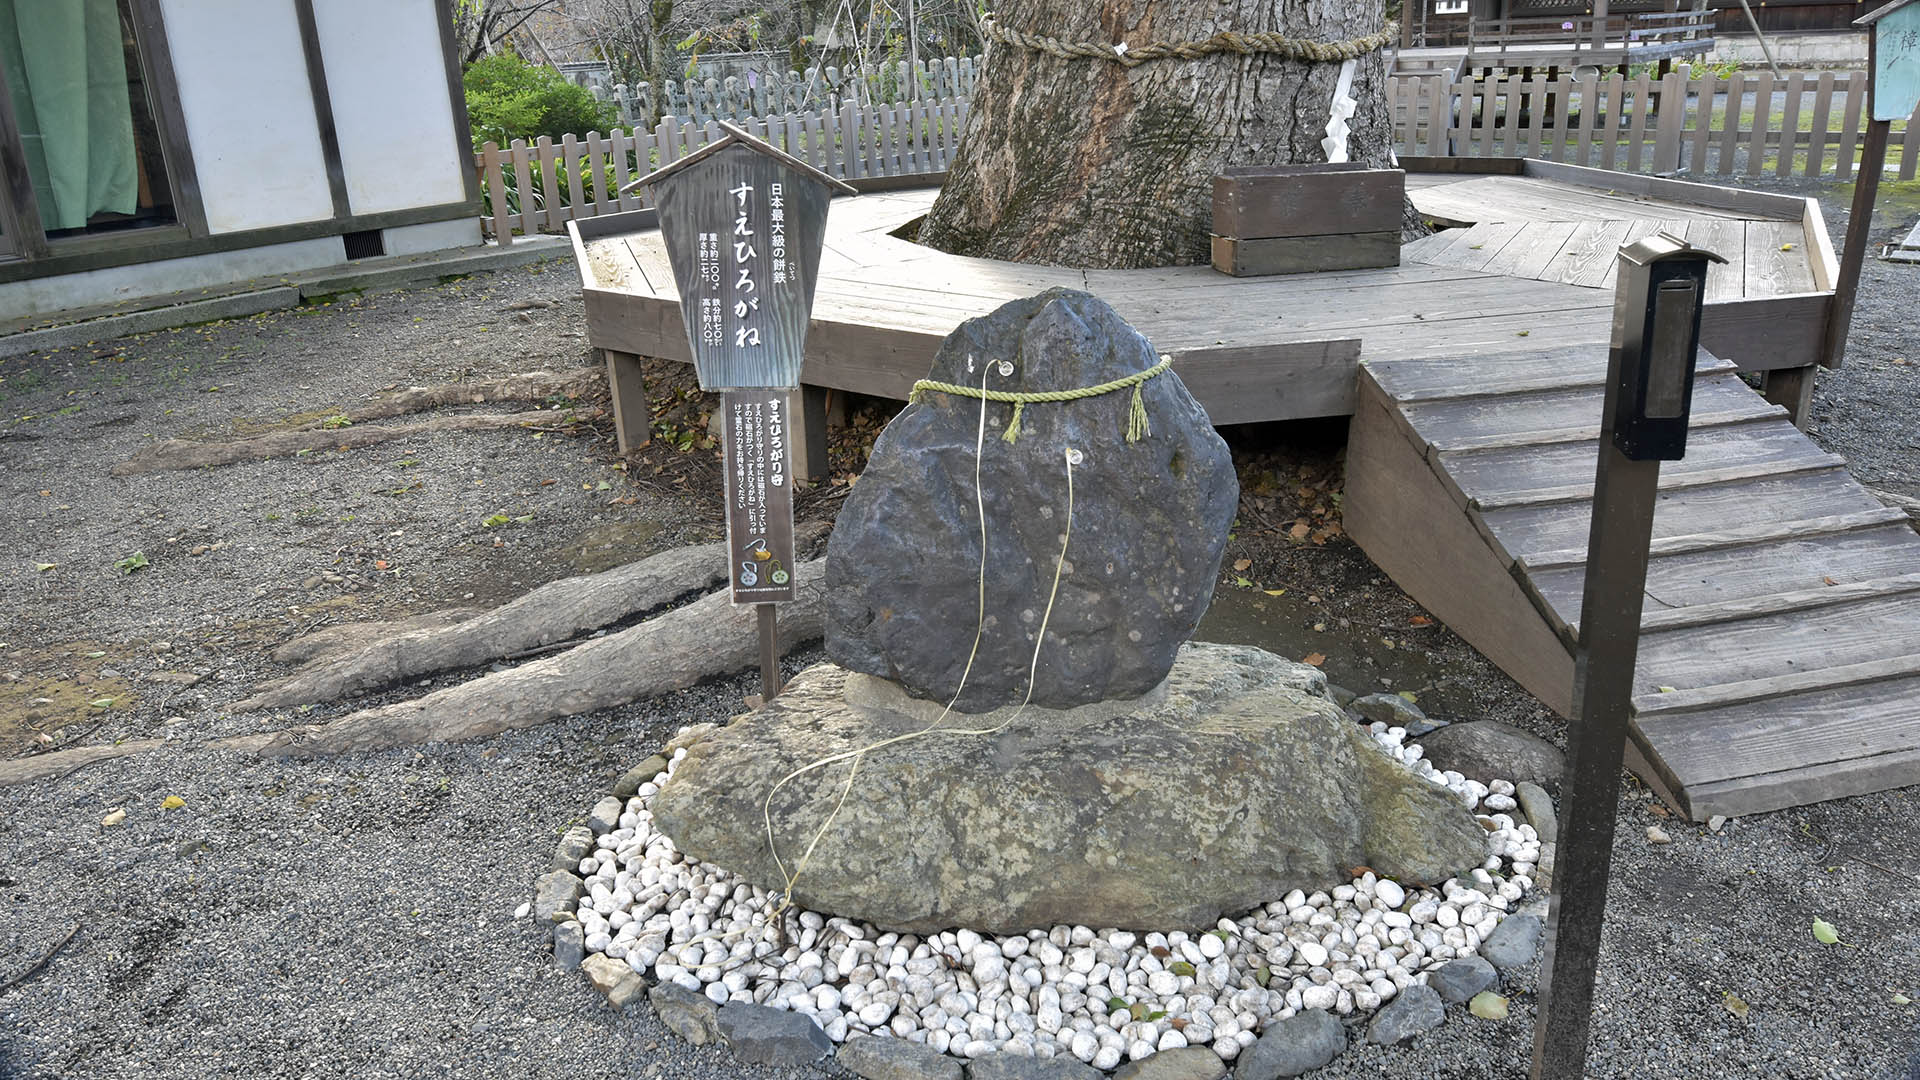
[475,98,969,243]
[1387,70,1920,180]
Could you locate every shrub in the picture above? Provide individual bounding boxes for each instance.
[463,52,619,151]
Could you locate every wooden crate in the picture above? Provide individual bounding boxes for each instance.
[1211,164,1404,276]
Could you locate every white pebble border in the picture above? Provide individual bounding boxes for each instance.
[569,721,1543,1070]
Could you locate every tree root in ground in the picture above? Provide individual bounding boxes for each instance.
[271,608,485,666]
[251,558,826,758]
[111,409,597,476]
[109,369,603,476]
[237,521,826,712]
[0,556,828,783]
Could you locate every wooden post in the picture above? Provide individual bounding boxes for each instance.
[757,603,782,700]
[787,384,833,482]
[602,349,651,454]
[1824,29,1894,369]
[1762,365,1818,427]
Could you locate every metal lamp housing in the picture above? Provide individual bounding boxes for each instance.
[1605,233,1725,461]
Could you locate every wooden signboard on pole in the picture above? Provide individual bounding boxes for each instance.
[636,123,855,698]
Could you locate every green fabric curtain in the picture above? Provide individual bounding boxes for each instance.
[0,0,137,232]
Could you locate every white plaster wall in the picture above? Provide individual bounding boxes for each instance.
[311,0,470,216]
[381,216,481,257]
[0,237,344,322]
[159,0,334,233]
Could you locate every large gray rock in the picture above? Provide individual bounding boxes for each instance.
[825,289,1237,711]
[532,870,582,924]
[1113,1046,1227,1080]
[1515,781,1557,842]
[968,1053,1105,1080]
[649,983,720,1046]
[715,1003,832,1066]
[1479,913,1543,972]
[836,1035,965,1080]
[1367,983,1445,1046]
[1416,721,1565,789]
[1428,955,1499,1004]
[653,642,1488,933]
[1232,1008,1346,1079]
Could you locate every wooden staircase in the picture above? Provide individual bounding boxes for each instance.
[1346,344,1920,821]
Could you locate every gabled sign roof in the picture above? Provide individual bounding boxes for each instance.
[1858,0,1919,27]
[622,121,858,196]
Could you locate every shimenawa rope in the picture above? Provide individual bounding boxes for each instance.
[981,17,1397,69]
[910,354,1173,443]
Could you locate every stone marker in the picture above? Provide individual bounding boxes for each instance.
[1368,983,1445,1046]
[654,643,1489,932]
[836,1034,966,1080]
[1231,1008,1346,1080]
[1428,955,1499,1004]
[1416,720,1565,789]
[716,1002,833,1066]
[825,288,1237,711]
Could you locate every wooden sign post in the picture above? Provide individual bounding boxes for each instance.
[1826,0,1920,368]
[1531,234,1722,1080]
[636,123,855,701]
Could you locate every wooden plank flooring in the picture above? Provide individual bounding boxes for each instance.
[1350,344,1920,821]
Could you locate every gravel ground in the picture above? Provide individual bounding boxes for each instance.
[2,177,1917,1080]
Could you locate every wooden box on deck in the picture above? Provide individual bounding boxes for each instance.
[1210,163,1404,276]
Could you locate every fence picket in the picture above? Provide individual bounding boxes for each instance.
[1625,74,1651,173]
[480,142,511,245]
[1836,71,1866,180]
[1903,101,1920,181]
[1426,77,1450,156]
[1717,74,1743,175]
[1746,72,1775,176]
[1548,76,1573,162]
[1652,72,1683,173]
[509,139,534,236]
[1688,75,1716,175]
[1525,77,1547,159]
[1775,74,1802,178]
[1498,80,1520,156]
[1598,74,1624,171]
[1806,73,1834,177]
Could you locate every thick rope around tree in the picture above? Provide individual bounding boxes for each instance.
[981,18,1397,69]
[909,355,1175,443]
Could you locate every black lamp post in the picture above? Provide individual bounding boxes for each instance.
[1530,232,1724,1080]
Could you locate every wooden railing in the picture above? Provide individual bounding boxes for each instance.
[1386,70,1920,179]
[475,98,968,244]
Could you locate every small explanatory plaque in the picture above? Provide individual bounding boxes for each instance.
[639,121,853,609]
[723,390,795,603]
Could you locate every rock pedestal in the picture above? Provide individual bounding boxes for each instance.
[651,643,1489,933]
[825,288,1237,711]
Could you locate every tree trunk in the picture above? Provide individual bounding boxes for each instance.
[918,0,1401,269]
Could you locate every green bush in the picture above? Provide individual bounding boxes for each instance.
[463,52,619,151]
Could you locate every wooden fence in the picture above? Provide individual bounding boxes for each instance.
[1387,70,1920,179]
[600,55,983,127]
[475,98,969,243]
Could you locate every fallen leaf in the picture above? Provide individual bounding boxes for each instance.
[161,795,185,811]
[1469,992,1510,1019]
[1723,991,1750,1019]
[1169,961,1196,977]
[1234,576,1254,588]
[1302,652,1326,667]
[1516,330,1531,337]
[1893,993,1913,1006]
[1232,558,1252,572]
[89,697,117,708]
[1409,615,1433,626]
[1106,996,1128,1014]
[1781,242,1797,252]
[1397,691,1419,704]
[101,808,126,826]
[1823,576,1838,586]
[1263,588,1287,597]
[1657,685,1678,693]
[34,563,55,572]
[1812,918,1842,945]
[1288,523,1310,541]
[374,560,390,570]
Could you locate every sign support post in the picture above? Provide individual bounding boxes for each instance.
[1531,234,1722,1080]
[633,123,856,704]
[1828,1,1920,368]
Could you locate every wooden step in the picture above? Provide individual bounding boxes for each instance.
[1630,667,1920,819]
[1365,344,1725,403]
[1634,590,1920,697]
[1396,371,1778,454]
[1437,416,1842,511]
[1477,471,1893,569]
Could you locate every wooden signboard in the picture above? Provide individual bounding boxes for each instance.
[1865,0,1920,121]
[641,124,854,391]
[722,390,797,604]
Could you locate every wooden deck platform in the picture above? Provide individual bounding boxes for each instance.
[568,160,1919,821]
[1346,343,1920,821]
